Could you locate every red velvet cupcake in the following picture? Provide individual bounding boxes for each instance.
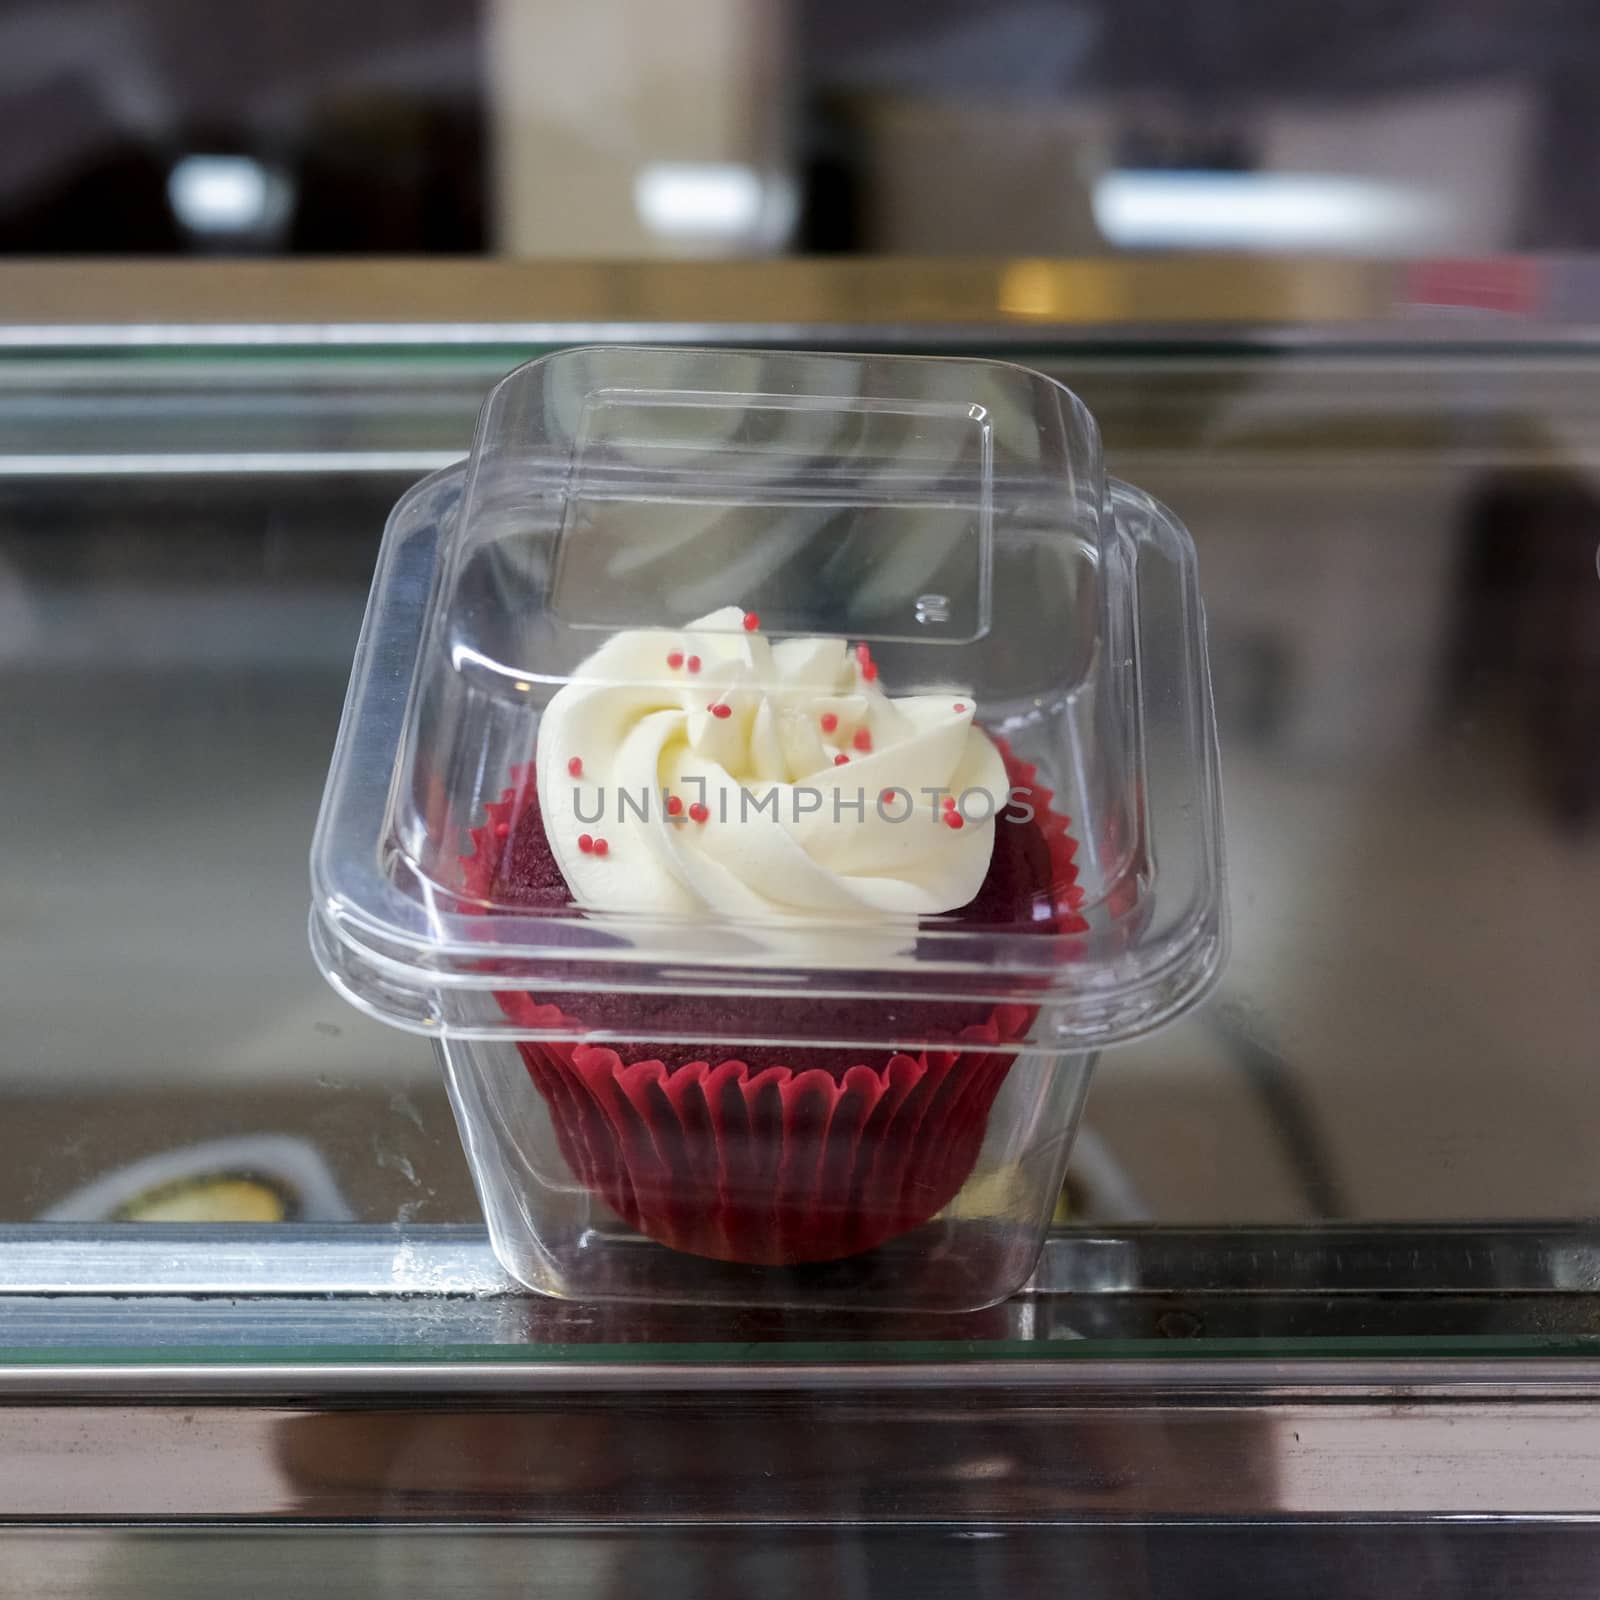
[460,610,1086,1265]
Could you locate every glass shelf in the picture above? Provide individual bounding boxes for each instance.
[3,264,1599,1510]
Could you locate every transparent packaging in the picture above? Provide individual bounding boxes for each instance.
[311,347,1226,1311]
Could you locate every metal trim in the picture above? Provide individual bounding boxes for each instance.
[0,257,1594,349]
[4,1221,1597,1297]
[5,1357,1600,1397]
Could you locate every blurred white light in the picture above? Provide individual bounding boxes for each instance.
[1093,170,1448,252]
[168,155,278,235]
[635,162,769,241]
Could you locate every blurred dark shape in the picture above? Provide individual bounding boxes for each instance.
[1456,475,1600,827]
[0,65,178,251]
[798,0,1600,253]
[0,143,180,252]
[289,94,484,253]
[1529,60,1600,249]
[799,0,1099,97]
[0,0,482,254]
[1116,114,1252,173]
[795,96,866,252]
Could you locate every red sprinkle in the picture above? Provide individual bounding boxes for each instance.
[566,756,584,778]
[855,643,872,665]
[862,660,879,682]
[494,821,510,839]
[592,837,609,857]
[743,612,760,632]
[666,795,684,817]
[688,802,710,824]
[709,702,732,719]
[880,788,898,803]
[834,753,850,766]
[667,651,684,670]
[686,655,702,674]
[953,701,966,713]
[578,833,594,853]
[943,810,965,830]
[941,794,957,810]
[820,712,839,734]
[852,728,873,752]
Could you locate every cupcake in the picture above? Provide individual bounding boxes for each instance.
[461,606,1086,1265]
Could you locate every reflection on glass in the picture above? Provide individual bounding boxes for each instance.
[0,0,1594,254]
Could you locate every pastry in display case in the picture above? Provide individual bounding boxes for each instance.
[311,346,1226,1310]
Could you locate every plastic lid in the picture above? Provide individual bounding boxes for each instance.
[310,348,1225,1050]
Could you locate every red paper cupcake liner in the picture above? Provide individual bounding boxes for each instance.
[463,739,1086,1265]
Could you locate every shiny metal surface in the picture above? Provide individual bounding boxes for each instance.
[5,1223,1600,1355]
[13,1357,1600,1398]
[7,1219,1599,1297]
[7,1364,1600,1519]
[0,1224,512,1297]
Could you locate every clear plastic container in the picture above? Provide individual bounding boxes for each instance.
[310,347,1226,1311]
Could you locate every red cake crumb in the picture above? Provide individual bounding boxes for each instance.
[482,770,1072,1074]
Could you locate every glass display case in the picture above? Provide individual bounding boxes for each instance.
[3,259,1599,1590]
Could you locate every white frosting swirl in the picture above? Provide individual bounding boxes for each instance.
[534,606,1006,931]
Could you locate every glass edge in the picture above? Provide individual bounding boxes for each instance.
[6,1333,1600,1371]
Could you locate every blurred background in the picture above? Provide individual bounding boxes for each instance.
[2,0,1598,259]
